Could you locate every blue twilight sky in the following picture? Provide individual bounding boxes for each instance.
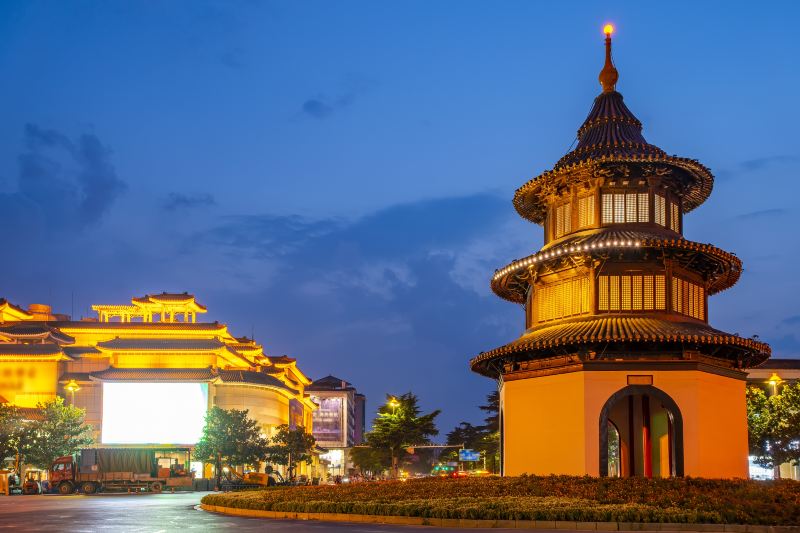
[1,1,799,433]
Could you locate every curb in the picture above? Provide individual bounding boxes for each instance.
[199,504,800,532]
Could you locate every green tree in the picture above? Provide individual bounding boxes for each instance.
[349,446,391,476]
[264,424,316,480]
[746,383,800,477]
[0,404,32,471]
[443,390,501,473]
[193,407,269,487]
[25,397,94,470]
[365,392,440,478]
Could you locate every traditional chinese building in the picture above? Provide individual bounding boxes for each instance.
[470,27,770,478]
[0,293,320,478]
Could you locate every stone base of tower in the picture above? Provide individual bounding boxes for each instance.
[501,365,749,478]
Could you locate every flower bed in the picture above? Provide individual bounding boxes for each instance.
[200,475,800,525]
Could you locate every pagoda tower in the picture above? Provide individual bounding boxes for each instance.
[470,26,770,478]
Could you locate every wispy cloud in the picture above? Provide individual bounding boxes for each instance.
[735,208,788,220]
[741,156,800,172]
[163,192,217,211]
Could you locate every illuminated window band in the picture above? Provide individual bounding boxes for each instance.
[535,276,591,322]
[598,274,667,312]
[548,190,681,242]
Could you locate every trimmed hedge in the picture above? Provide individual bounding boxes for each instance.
[201,475,800,525]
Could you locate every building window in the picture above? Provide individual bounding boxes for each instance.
[671,276,705,320]
[670,202,680,232]
[601,192,649,224]
[535,276,590,323]
[554,202,572,238]
[577,195,595,229]
[654,194,666,226]
[598,274,667,311]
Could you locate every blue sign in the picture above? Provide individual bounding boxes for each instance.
[459,449,480,462]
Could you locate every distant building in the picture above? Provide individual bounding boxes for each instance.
[307,375,366,475]
[0,293,322,479]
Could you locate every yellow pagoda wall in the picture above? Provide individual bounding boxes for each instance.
[212,383,291,432]
[111,352,217,368]
[502,369,749,478]
[0,361,59,408]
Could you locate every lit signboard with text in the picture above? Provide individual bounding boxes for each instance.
[459,449,481,462]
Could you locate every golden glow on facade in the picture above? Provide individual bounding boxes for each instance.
[0,292,320,475]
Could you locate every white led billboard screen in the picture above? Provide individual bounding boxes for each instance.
[102,383,208,444]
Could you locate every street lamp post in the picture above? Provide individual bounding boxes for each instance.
[64,379,81,406]
[767,373,783,396]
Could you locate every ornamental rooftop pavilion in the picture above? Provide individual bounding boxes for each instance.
[0,292,321,477]
[471,26,770,479]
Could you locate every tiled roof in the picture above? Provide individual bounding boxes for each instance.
[0,343,69,358]
[90,367,217,382]
[59,372,94,383]
[96,338,225,351]
[471,316,770,377]
[753,358,800,370]
[556,91,665,169]
[63,346,102,357]
[264,355,296,365]
[58,321,224,331]
[0,298,32,318]
[218,370,296,393]
[307,375,355,391]
[512,88,714,224]
[0,323,74,344]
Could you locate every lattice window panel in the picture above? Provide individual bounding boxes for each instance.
[599,276,609,311]
[643,275,654,310]
[536,277,591,322]
[655,194,666,226]
[578,195,595,228]
[637,193,649,222]
[670,202,680,232]
[655,275,666,310]
[632,275,643,310]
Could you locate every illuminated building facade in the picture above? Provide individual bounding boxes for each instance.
[307,375,366,476]
[0,293,320,477]
[470,28,770,478]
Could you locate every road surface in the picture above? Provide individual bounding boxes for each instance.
[0,491,513,532]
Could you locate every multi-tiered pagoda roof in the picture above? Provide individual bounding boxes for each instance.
[471,29,770,378]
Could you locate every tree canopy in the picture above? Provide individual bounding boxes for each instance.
[0,404,31,470]
[193,406,269,479]
[264,424,316,479]
[25,397,94,470]
[747,384,800,475]
[365,392,440,477]
[444,389,500,472]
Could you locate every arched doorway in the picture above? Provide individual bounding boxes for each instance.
[599,385,683,477]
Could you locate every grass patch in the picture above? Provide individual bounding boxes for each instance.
[201,475,800,525]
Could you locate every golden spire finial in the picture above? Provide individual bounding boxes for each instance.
[599,24,618,93]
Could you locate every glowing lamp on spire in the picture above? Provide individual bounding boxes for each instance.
[599,23,619,92]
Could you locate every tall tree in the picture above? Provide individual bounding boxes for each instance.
[25,397,94,470]
[365,392,440,478]
[349,446,391,476]
[747,383,800,478]
[193,407,269,487]
[264,424,316,480]
[479,390,500,432]
[0,404,32,471]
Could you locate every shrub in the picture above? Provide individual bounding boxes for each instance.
[201,475,800,525]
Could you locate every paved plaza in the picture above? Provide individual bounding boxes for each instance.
[0,491,508,532]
